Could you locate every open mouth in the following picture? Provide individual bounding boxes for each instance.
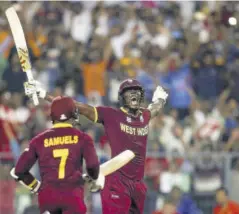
[131,97,138,105]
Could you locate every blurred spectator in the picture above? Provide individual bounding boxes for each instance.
[188,87,226,149]
[160,122,187,155]
[167,186,202,214]
[23,101,50,139]
[224,127,239,152]
[227,53,239,103]
[27,24,47,59]
[110,13,137,59]
[213,187,239,214]
[227,29,239,63]
[0,20,13,59]
[229,160,239,204]
[192,51,225,101]
[33,58,50,92]
[153,200,178,214]
[137,59,159,102]
[144,155,167,214]
[3,120,20,163]
[108,61,127,106]
[193,150,223,194]
[81,35,112,98]
[70,2,92,43]
[160,161,191,194]
[160,53,192,120]
[2,52,27,93]
[147,113,165,152]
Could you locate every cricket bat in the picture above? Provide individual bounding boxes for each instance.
[5,7,39,105]
[100,150,135,176]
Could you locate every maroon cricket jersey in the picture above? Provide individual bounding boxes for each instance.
[15,123,99,190]
[96,106,151,181]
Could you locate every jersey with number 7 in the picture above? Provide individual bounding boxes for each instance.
[15,123,99,191]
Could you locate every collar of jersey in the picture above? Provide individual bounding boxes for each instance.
[53,123,73,128]
[120,107,128,114]
[120,107,142,117]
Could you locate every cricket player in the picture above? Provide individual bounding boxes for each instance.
[24,79,168,213]
[10,96,105,214]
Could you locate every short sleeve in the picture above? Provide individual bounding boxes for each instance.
[95,106,115,124]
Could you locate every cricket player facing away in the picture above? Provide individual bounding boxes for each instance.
[10,96,105,214]
[24,79,168,213]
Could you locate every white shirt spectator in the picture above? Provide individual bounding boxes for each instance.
[196,108,224,142]
[111,20,136,59]
[95,11,109,37]
[15,107,30,124]
[160,171,191,193]
[193,109,206,129]
[81,1,97,11]
[71,9,92,43]
[138,22,170,49]
[160,116,185,155]
[151,33,170,50]
[0,104,30,124]
[161,129,185,155]
[63,9,73,33]
[178,1,195,27]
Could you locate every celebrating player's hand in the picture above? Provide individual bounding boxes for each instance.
[152,86,168,103]
[83,173,105,192]
[24,80,46,99]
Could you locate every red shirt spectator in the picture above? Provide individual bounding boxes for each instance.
[214,201,239,214]
[214,187,239,214]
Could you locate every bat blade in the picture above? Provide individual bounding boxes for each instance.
[100,150,135,176]
[5,7,39,105]
[5,7,32,73]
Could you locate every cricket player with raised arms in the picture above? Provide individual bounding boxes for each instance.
[25,79,168,213]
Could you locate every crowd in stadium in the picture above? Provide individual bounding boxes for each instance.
[0,1,239,214]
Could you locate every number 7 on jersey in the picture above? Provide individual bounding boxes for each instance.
[53,149,69,179]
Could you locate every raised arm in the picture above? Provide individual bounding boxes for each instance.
[25,82,97,122]
[46,93,96,122]
[217,88,231,113]
[186,87,198,112]
[148,98,166,118]
[148,86,168,119]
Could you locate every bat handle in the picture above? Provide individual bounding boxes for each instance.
[26,70,39,106]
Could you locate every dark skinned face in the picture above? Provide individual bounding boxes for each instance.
[123,88,142,110]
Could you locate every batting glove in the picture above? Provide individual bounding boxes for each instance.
[83,173,105,192]
[24,81,46,99]
[152,86,168,103]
